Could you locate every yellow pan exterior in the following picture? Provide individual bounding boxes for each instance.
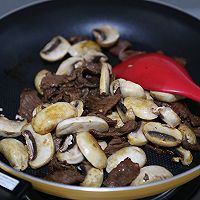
[1,162,200,200]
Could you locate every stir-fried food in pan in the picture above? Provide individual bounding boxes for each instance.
[0,25,200,187]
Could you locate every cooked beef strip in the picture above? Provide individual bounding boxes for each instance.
[18,88,42,122]
[103,158,140,187]
[83,61,102,75]
[182,137,200,151]
[109,40,132,56]
[85,94,121,115]
[104,137,130,156]
[193,127,200,138]
[45,157,84,184]
[90,120,137,138]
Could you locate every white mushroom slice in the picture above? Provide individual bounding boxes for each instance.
[156,106,181,128]
[143,122,182,147]
[150,91,184,103]
[56,144,84,164]
[40,36,70,61]
[0,116,27,137]
[32,103,51,117]
[116,105,129,123]
[34,69,49,95]
[76,132,107,169]
[68,40,101,57]
[92,25,120,48]
[22,124,54,169]
[56,116,109,137]
[128,122,147,146]
[0,138,28,170]
[80,167,103,187]
[107,111,124,128]
[110,79,145,98]
[178,124,197,145]
[56,57,83,75]
[173,146,193,166]
[32,102,77,135]
[145,91,154,100]
[131,165,173,186]
[70,100,84,117]
[100,63,111,94]
[83,49,108,63]
[106,146,146,173]
[98,140,107,150]
[124,97,158,120]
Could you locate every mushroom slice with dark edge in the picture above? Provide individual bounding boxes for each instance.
[83,49,108,63]
[58,134,76,152]
[68,40,101,57]
[56,116,109,136]
[92,25,120,48]
[40,36,70,62]
[70,100,84,117]
[56,57,83,75]
[22,124,55,169]
[0,116,27,137]
[172,146,193,166]
[143,122,182,147]
[0,138,28,170]
[131,165,173,186]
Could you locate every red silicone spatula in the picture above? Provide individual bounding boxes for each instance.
[112,53,200,102]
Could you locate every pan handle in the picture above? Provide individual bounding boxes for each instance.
[0,169,43,200]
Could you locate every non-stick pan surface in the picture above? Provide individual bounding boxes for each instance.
[1,0,200,199]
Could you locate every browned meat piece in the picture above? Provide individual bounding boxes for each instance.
[45,169,84,185]
[85,94,121,115]
[119,50,145,61]
[109,40,132,56]
[103,158,140,187]
[90,120,137,138]
[193,127,200,137]
[182,137,200,151]
[83,62,102,75]
[104,137,130,156]
[173,57,187,67]
[18,88,42,122]
[45,157,84,184]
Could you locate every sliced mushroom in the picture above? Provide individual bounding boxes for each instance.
[0,138,28,170]
[56,116,109,137]
[124,97,158,120]
[92,25,120,48]
[70,100,84,117]
[32,102,77,135]
[56,144,84,164]
[40,36,70,61]
[0,116,27,137]
[83,49,108,63]
[145,91,154,100]
[22,124,54,169]
[107,111,124,128]
[80,167,103,187]
[106,146,147,173]
[59,134,76,152]
[100,63,111,94]
[156,106,181,128]
[172,146,193,166]
[150,91,184,103]
[116,104,129,123]
[76,132,107,169]
[143,122,183,147]
[178,124,197,145]
[128,121,147,146]
[110,79,145,98]
[131,165,173,186]
[34,69,49,95]
[98,140,107,150]
[56,57,83,75]
[68,40,101,57]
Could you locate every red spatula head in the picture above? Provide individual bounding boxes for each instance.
[112,53,200,102]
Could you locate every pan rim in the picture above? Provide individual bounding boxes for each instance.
[0,0,200,193]
[1,159,200,192]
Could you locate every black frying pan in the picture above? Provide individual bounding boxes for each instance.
[0,0,200,199]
